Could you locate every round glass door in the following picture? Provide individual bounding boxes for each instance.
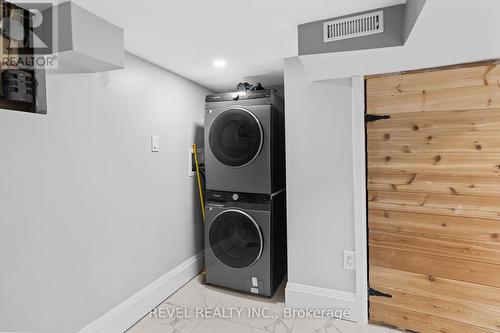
[209,108,263,167]
[209,210,263,269]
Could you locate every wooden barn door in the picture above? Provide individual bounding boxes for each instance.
[366,62,500,333]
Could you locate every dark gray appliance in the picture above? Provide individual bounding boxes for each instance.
[204,190,286,297]
[204,90,285,194]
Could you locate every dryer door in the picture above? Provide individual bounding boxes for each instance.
[208,107,263,167]
[209,209,263,269]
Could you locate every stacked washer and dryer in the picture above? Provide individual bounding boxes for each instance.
[204,89,286,297]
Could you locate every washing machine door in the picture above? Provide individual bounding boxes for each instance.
[209,107,263,167]
[209,209,263,269]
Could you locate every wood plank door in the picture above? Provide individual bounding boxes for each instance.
[366,62,500,333]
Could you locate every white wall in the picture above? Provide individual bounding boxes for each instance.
[284,57,356,304]
[0,53,210,333]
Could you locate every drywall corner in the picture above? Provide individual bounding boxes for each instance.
[285,56,356,296]
[47,1,124,73]
[403,0,427,42]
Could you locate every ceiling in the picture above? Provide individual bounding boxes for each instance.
[70,0,405,92]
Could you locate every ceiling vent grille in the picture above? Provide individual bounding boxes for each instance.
[323,10,384,43]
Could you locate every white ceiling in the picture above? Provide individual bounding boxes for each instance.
[71,0,404,92]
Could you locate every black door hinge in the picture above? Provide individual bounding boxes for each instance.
[366,114,391,123]
[368,287,392,298]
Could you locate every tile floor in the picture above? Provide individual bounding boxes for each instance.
[126,275,401,333]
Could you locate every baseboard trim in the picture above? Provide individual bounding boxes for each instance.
[285,282,360,322]
[78,251,204,333]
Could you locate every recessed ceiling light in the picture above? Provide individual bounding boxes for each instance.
[213,60,227,68]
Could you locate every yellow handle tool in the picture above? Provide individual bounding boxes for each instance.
[192,144,205,224]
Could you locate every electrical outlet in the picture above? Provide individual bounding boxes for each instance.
[344,251,356,271]
[151,136,159,152]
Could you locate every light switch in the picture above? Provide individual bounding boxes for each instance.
[151,136,159,152]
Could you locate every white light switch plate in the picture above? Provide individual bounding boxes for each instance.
[151,136,159,152]
[344,251,356,271]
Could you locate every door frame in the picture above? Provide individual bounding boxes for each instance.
[351,76,369,324]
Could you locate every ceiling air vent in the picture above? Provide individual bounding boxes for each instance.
[323,10,384,43]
